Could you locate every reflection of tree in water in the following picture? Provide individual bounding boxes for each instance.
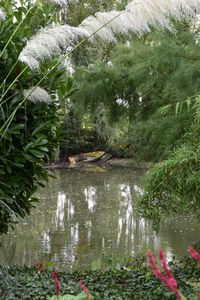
[51,169,161,267]
[3,167,200,269]
[40,168,142,268]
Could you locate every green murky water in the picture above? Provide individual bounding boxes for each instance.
[1,166,200,270]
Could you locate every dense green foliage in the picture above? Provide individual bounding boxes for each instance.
[140,98,200,224]
[60,108,104,157]
[73,24,197,157]
[0,1,72,234]
[1,253,200,300]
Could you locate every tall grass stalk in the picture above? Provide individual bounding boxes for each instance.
[0,59,19,94]
[0,66,28,104]
[0,6,33,59]
[0,237,16,266]
[0,199,22,218]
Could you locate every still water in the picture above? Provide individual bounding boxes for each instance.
[2,166,200,270]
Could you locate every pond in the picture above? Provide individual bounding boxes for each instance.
[1,165,200,270]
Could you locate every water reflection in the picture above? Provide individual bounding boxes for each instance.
[42,232,51,253]
[84,187,96,213]
[55,192,66,230]
[118,184,134,247]
[1,167,200,270]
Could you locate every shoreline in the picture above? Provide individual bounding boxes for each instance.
[45,158,151,170]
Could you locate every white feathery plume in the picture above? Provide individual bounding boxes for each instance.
[79,14,117,42]
[49,0,79,5]
[24,86,52,104]
[50,0,66,4]
[0,8,5,21]
[20,25,87,70]
[19,0,200,70]
[92,11,129,36]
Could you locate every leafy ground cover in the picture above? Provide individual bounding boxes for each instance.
[0,255,200,300]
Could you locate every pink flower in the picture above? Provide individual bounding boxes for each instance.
[147,252,165,282]
[147,251,181,300]
[51,272,60,297]
[197,292,200,300]
[79,280,90,299]
[159,251,173,279]
[188,246,200,265]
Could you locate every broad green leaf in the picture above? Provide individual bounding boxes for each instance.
[31,123,47,137]
[50,292,93,300]
[29,149,44,158]
[37,146,49,152]
[23,153,36,162]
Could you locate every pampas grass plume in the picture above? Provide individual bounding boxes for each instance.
[24,87,52,104]
[19,0,200,70]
